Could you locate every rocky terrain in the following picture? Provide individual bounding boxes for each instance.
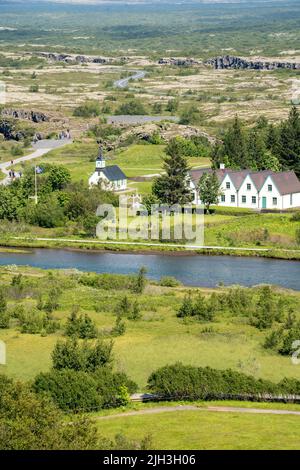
[36,52,129,65]
[0,108,49,123]
[158,58,200,67]
[102,121,217,151]
[206,55,300,70]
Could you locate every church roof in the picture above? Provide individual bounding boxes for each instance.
[98,165,126,181]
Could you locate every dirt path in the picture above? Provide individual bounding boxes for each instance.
[0,139,73,185]
[96,405,300,420]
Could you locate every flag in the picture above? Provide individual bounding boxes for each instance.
[35,166,44,174]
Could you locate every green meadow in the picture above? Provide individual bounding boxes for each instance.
[1,266,300,388]
[95,409,300,450]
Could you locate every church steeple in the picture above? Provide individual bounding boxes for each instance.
[96,145,105,170]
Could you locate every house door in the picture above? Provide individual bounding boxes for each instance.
[262,197,267,209]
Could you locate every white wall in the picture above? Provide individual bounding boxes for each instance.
[238,175,259,209]
[219,174,238,207]
[89,171,127,191]
[259,176,282,210]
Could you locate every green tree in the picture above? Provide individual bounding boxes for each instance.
[115,99,146,115]
[198,171,222,212]
[177,293,194,318]
[0,375,99,450]
[133,266,147,294]
[152,138,193,205]
[52,339,113,372]
[278,106,300,176]
[219,116,249,168]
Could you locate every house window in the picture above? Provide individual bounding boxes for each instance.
[231,195,236,203]
[221,195,225,202]
[273,197,278,205]
[242,196,246,204]
[268,185,273,192]
[252,196,257,204]
[247,183,251,190]
[226,182,231,189]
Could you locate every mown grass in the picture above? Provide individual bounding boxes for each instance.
[95,409,300,450]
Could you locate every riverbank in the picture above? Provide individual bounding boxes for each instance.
[0,246,300,289]
[1,236,300,260]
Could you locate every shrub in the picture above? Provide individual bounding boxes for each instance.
[33,367,137,412]
[148,363,283,400]
[111,317,126,337]
[132,267,147,294]
[115,99,146,115]
[52,338,113,372]
[73,100,100,118]
[65,311,98,339]
[296,228,300,246]
[79,273,134,291]
[177,292,215,321]
[33,369,103,412]
[19,309,59,335]
[291,212,300,222]
[279,326,300,356]
[159,276,181,287]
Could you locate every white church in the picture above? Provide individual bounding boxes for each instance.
[89,147,127,192]
[189,166,300,210]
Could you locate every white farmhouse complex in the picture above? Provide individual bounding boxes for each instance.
[89,147,127,192]
[189,167,300,210]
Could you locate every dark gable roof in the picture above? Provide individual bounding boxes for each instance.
[189,168,300,195]
[99,165,126,181]
[271,171,300,195]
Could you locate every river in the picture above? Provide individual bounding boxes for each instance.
[0,249,299,290]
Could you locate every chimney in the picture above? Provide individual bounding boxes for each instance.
[220,163,225,170]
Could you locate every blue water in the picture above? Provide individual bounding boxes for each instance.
[0,249,299,290]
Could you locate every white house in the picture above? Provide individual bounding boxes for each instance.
[189,167,300,210]
[89,147,127,192]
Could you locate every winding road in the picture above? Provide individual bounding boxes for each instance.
[0,139,73,185]
[114,70,146,89]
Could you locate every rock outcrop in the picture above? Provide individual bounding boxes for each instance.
[206,55,300,71]
[37,52,126,65]
[0,108,49,123]
[158,58,200,67]
[102,122,217,151]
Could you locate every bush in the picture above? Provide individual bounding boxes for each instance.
[115,99,146,115]
[147,363,287,401]
[132,267,147,294]
[159,276,181,287]
[296,228,300,246]
[65,311,98,339]
[33,367,137,412]
[111,317,126,337]
[79,273,134,291]
[33,369,103,412]
[177,292,215,321]
[52,338,113,372]
[291,212,300,222]
[73,100,101,118]
[19,309,59,335]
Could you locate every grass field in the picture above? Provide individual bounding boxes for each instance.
[95,409,300,450]
[0,266,300,387]
[14,141,210,189]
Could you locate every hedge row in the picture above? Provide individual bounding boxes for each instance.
[148,363,300,401]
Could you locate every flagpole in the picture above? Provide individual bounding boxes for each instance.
[34,165,38,205]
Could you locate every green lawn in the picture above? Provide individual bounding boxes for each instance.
[96,409,300,450]
[15,141,210,192]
